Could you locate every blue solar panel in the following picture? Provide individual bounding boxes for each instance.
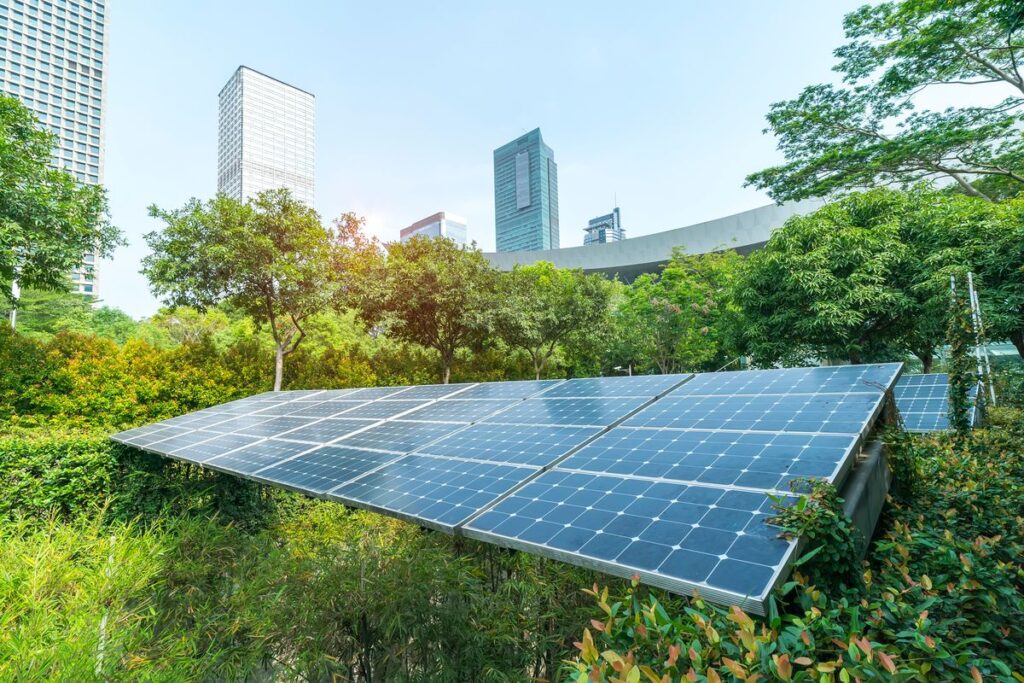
[336,420,466,453]
[329,455,536,530]
[464,470,793,604]
[455,380,561,399]
[394,383,476,399]
[482,397,649,427]
[206,438,312,474]
[894,373,980,433]
[672,364,901,396]
[558,427,856,491]
[232,416,316,438]
[400,399,519,423]
[623,393,881,434]
[186,433,264,462]
[539,374,690,398]
[280,418,379,444]
[143,429,223,452]
[252,445,401,494]
[346,386,410,400]
[337,400,430,419]
[285,400,368,418]
[418,424,603,467]
[203,415,275,434]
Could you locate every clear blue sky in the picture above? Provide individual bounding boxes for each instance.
[101,1,866,318]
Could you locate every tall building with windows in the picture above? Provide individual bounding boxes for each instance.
[218,66,315,206]
[400,211,468,246]
[0,0,109,296]
[493,128,558,252]
[584,207,626,245]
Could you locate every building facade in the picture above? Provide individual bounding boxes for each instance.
[0,0,109,296]
[584,207,625,245]
[493,128,558,252]
[400,211,468,246]
[218,66,315,206]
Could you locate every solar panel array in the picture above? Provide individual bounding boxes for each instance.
[112,365,901,614]
[894,373,979,432]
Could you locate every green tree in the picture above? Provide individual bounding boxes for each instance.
[0,94,121,307]
[614,250,740,375]
[737,191,919,365]
[355,237,497,383]
[746,0,1024,202]
[14,288,138,343]
[495,262,612,379]
[143,190,371,391]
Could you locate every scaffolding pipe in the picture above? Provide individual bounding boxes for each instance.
[967,272,997,406]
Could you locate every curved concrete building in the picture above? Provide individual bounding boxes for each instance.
[484,199,824,281]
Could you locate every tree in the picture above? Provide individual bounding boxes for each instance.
[746,0,1024,202]
[614,250,741,375]
[14,288,138,343]
[0,94,121,307]
[143,190,372,391]
[736,191,919,365]
[355,237,497,384]
[495,262,612,379]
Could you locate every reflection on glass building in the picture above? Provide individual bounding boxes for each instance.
[218,66,315,206]
[400,211,468,246]
[493,128,558,252]
[584,207,626,245]
[0,0,109,296]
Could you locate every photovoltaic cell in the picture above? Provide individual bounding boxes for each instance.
[623,393,881,435]
[346,386,410,400]
[464,470,793,603]
[671,364,901,397]
[282,400,367,418]
[336,420,466,454]
[482,397,649,427]
[329,455,536,530]
[395,383,476,399]
[400,399,519,423]
[281,418,379,444]
[894,373,979,433]
[186,433,264,462]
[558,427,856,491]
[419,424,603,467]
[455,380,561,399]
[253,446,401,494]
[338,400,430,419]
[540,374,690,398]
[206,438,312,474]
[232,416,316,438]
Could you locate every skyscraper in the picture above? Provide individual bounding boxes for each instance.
[493,128,558,252]
[218,66,315,206]
[0,0,109,296]
[584,207,626,245]
[400,211,468,246]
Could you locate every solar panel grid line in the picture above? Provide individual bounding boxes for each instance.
[549,464,813,499]
[452,374,696,533]
[315,381,578,497]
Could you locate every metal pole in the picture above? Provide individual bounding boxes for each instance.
[967,272,997,406]
[7,279,18,330]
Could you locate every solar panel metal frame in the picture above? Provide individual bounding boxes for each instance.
[895,373,981,433]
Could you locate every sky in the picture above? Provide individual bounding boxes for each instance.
[101,1,869,318]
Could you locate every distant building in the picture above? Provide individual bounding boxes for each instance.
[400,212,468,246]
[0,0,109,296]
[584,208,626,245]
[218,66,315,205]
[493,128,559,252]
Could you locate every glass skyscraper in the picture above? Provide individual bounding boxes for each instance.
[0,0,108,296]
[218,66,315,206]
[584,207,626,245]
[493,128,558,252]
[400,211,468,246]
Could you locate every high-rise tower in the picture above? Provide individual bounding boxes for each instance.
[493,128,558,252]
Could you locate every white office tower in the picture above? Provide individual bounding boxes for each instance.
[217,66,315,206]
[0,0,109,296]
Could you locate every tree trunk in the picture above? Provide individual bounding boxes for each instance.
[533,354,543,381]
[442,363,451,384]
[273,343,285,391]
[914,350,934,374]
[1010,329,1024,360]
[848,350,862,364]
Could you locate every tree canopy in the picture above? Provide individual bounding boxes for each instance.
[746,0,1024,202]
[143,190,373,390]
[0,94,121,306]
[355,236,498,384]
[495,262,613,379]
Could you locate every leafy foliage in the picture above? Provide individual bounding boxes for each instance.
[947,284,978,435]
[746,0,1024,202]
[0,94,122,304]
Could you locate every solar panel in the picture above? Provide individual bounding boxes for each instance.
[482,397,650,427]
[328,455,537,531]
[418,423,603,467]
[894,373,979,432]
[111,364,903,615]
[539,374,690,398]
